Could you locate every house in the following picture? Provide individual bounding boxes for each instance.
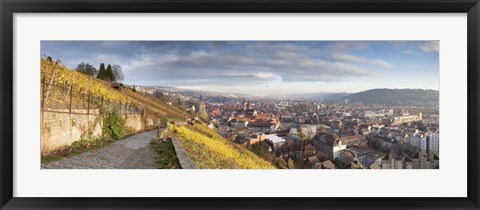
[369,162,381,169]
[344,147,386,167]
[322,160,336,169]
[234,133,252,144]
[343,120,358,129]
[247,121,276,133]
[229,118,248,129]
[385,114,423,126]
[330,120,344,130]
[248,133,267,144]
[265,135,287,152]
[313,133,346,160]
[381,152,405,169]
[245,109,258,117]
[296,116,306,124]
[111,82,121,89]
[299,125,317,139]
[280,111,292,122]
[339,135,366,146]
[289,127,298,134]
[207,123,215,130]
[308,156,320,166]
[405,161,413,169]
[338,150,355,164]
[286,133,302,141]
[313,162,323,169]
[350,160,364,169]
[404,128,419,136]
[210,108,222,117]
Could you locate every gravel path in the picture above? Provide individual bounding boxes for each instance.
[42,130,158,169]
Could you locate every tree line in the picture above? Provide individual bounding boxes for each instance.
[75,62,124,83]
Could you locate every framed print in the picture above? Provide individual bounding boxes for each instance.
[1,0,479,209]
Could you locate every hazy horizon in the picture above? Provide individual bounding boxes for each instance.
[41,41,439,95]
[135,85,439,100]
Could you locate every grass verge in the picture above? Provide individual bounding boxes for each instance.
[151,141,182,169]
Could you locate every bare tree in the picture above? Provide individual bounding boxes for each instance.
[76,62,98,77]
[112,64,124,82]
[75,62,86,72]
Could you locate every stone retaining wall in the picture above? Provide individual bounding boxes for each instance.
[171,137,197,169]
[41,109,155,156]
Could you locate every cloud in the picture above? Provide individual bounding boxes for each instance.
[370,59,394,69]
[390,41,439,55]
[332,42,370,51]
[330,53,393,69]
[41,41,390,86]
[400,49,422,56]
[418,41,439,52]
[254,72,275,80]
[330,53,367,63]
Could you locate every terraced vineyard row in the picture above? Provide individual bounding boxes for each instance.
[41,58,186,120]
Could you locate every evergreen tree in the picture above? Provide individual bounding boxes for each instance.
[106,64,115,82]
[97,63,106,80]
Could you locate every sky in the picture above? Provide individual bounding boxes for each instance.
[41,41,439,96]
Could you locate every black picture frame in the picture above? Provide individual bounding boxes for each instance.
[1,0,479,209]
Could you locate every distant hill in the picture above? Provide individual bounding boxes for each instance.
[136,85,439,107]
[344,88,439,106]
[286,92,349,100]
[323,92,350,101]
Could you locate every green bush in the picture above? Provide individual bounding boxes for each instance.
[70,139,89,153]
[102,108,126,140]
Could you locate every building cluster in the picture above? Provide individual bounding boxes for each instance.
[193,96,440,169]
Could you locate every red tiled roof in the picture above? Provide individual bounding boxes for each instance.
[247,121,273,127]
[339,135,364,141]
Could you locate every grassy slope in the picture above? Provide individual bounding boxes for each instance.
[169,123,276,169]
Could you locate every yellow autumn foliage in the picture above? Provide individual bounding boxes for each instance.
[41,58,186,119]
[171,124,276,169]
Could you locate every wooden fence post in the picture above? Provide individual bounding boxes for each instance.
[87,90,91,116]
[41,77,45,126]
[69,85,73,115]
[68,85,73,138]
[87,90,91,135]
[41,76,45,110]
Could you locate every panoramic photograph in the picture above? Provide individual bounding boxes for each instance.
[40,41,439,169]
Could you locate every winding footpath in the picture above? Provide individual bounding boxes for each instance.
[42,130,158,169]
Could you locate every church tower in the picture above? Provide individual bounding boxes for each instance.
[198,94,206,114]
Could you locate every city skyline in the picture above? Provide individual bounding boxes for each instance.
[41,41,439,95]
